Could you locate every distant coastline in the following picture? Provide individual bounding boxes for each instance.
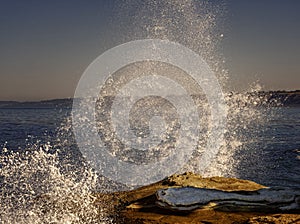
[0,90,299,109]
[262,90,300,106]
[0,98,73,109]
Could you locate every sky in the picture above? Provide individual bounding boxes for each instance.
[0,0,299,101]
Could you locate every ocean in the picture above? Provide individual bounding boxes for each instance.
[1,0,299,223]
[0,102,299,187]
[0,98,299,223]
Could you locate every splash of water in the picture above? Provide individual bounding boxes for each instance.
[203,83,274,177]
[107,0,272,178]
[0,1,275,223]
[115,0,226,76]
[0,143,113,224]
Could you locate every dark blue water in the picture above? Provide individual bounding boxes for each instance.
[0,108,69,150]
[0,105,299,188]
[235,106,300,187]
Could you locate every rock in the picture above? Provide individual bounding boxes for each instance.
[164,172,265,191]
[247,214,300,224]
[156,187,300,212]
[116,172,266,206]
[114,173,300,224]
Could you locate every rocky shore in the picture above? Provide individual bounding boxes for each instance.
[105,173,299,224]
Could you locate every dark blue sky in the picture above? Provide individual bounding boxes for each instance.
[1,0,299,101]
[224,0,300,91]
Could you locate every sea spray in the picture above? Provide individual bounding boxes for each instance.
[204,84,274,177]
[0,144,113,224]
[0,1,277,223]
[108,0,273,178]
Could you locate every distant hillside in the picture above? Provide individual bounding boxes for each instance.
[0,98,73,109]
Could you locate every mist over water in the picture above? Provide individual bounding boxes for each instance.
[1,1,298,223]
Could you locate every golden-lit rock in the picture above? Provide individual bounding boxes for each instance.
[111,172,299,224]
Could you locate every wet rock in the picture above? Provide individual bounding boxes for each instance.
[115,173,300,224]
[156,187,300,212]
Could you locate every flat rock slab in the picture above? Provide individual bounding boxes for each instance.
[106,172,300,223]
[118,172,266,205]
[165,172,266,191]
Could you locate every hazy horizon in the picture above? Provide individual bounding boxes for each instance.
[1,0,300,101]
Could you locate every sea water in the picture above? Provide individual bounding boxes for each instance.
[0,104,299,188]
[0,99,299,224]
[1,0,299,223]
